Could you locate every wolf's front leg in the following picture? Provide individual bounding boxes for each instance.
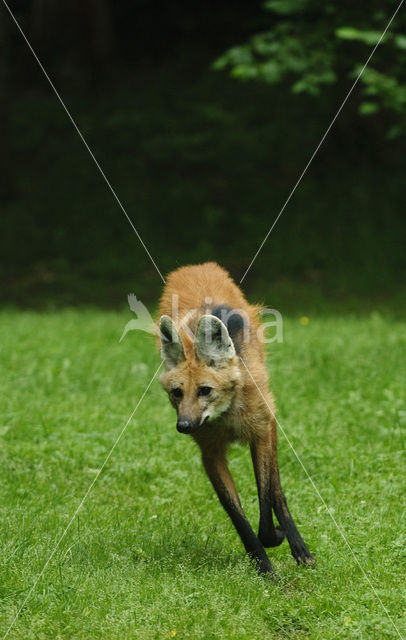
[200,443,273,575]
[250,430,285,548]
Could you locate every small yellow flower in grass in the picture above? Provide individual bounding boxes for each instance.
[300,316,309,326]
[169,632,177,637]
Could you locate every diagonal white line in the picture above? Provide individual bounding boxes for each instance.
[2,360,164,640]
[240,356,404,640]
[1,0,165,284]
[240,0,405,284]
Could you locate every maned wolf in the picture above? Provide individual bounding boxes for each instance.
[158,262,313,575]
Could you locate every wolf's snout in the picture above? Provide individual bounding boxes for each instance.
[177,418,204,434]
[176,419,193,433]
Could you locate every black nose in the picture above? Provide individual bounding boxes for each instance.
[177,419,193,434]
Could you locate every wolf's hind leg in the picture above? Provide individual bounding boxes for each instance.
[266,420,315,565]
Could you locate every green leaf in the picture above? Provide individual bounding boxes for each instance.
[387,124,403,139]
[251,34,279,56]
[264,0,308,15]
[231,65,258,80]
[212,55,228,71]
[259,61,281,83]
[394,34,406,50]
[359,102,379,115]
[336,27,388,45]
[292,78,320,95]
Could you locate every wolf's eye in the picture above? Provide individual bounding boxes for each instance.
[172,387,183,399]
[198,385,212,397]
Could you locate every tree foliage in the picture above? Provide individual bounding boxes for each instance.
[214,0,406,136]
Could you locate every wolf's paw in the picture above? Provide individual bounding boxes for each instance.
[251,551,276,577]
[290,538,315,566]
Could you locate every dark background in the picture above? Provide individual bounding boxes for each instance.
[0,0,405,313]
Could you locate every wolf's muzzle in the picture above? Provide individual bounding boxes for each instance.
[176,417,206,434]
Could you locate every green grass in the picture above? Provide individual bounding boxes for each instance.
[1,309,405,639]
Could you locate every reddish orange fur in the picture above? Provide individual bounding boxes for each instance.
[158,261,275,443]
[157,262,313,573]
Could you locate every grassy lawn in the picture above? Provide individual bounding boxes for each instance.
[1,309,405,639]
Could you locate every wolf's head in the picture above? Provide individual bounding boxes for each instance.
[159,314,241,434]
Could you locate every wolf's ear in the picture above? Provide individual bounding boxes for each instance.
[195,314,236,367]
[159,315,185,369]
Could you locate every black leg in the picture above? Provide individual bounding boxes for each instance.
[250,433,285,548]
[272,492,314,564]
[266,422,314,565]
[201,446,274,575]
